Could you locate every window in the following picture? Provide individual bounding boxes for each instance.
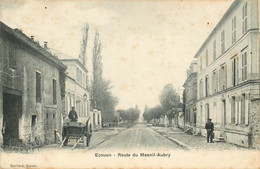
[242,52,247,81]
[212,70,218,94]
[53,79,57,105]
[76,68,82,85]
[200,56,202,71]
[232,17,237,43]
[36,72,42,103]
[242,2,248,34]
[221,30,225,54]
[199,79,203,98]
[9,44,17,69]
[213,40,216,60]
[206,49,209,67]
[231,96,236,124]
[241,94,246,125]
[205,76,209,97]
[232,57,239,86]
[219,64,227,91]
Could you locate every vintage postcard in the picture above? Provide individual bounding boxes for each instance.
[0,0,260,168]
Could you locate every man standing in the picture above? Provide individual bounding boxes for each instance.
[69,107,78,122]
[205,118,214,143]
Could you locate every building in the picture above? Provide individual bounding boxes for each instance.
[0,22,66,147]
[194,0,260,148]
[92,109,102,129]
[183,61,198,132]
[49,49,91,120]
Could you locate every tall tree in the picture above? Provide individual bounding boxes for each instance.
[79,22,89,67]
[91,33,118,124]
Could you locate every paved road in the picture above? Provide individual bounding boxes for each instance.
[92,123,181,150]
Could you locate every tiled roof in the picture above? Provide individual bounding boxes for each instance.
[0,21,66,70]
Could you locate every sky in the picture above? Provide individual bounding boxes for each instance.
[0,0,233,111]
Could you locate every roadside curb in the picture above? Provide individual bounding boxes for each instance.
[151,127,192,150]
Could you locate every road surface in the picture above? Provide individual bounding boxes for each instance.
[92,123,181,150]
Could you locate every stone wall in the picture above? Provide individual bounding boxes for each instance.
[0,27,65,147]
[250,99,260,149]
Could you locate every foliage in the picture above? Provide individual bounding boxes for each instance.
[159,84,180,113]
[143,105,163,122]
[143,84,181,123]
[119,107,140,123]
[91,33,118,124]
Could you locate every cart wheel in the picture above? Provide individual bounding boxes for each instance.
[87,136,91,147]
[83,136,88,147]
[64,137,68,146]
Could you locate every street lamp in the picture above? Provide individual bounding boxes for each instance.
[83,93,87,101]
[83,94,87,117]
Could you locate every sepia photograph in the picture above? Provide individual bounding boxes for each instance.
[0,0,259,168]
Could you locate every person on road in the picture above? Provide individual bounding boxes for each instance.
[69,107,78,122]
[205,118,214,143]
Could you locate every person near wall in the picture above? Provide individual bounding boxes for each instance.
[205,118,214,143]
[69,107,78,122]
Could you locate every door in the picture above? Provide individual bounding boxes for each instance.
[222,100,226,125]
[3,92,22,146]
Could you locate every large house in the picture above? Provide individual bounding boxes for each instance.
[194,0,260,148]
[49,49,91,120]
[0,22,66,147]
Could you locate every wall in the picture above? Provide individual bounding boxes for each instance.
[194,0,260,147]
[250,99,260,149]
[0,30,65,146]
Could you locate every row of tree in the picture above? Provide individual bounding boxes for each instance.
[143,84,182,124]
[117,106,140,123]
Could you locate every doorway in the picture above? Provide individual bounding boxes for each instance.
[222,99,226,125]
[3,92,22,146]
[206,103,210,121]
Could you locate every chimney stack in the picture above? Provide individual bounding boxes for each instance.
[44,42,48,49]
[30,36,34,41]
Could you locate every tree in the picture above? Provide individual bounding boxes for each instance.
[91,33,118,124]
[159,84,180,113]
[143,105,163,123]
[120,107,140,123]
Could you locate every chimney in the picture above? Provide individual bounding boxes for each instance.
[30,36,34,41]
[44,41,48,49]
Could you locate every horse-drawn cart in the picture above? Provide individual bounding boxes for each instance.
[60,118,92,149]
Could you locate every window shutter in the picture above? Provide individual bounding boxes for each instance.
[245,94,249,125]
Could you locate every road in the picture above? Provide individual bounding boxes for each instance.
[92,123,181,150]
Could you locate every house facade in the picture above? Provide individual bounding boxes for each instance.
[183,61,198,132]
[49,49,91,120]
[0,22,66,147]
[194,0,260,148]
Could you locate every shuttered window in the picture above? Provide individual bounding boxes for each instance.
[53,79,57,105]
[36,72,42,103]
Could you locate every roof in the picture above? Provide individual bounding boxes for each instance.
[49,48,88,73]
[0,21,66,70]
[194,0,240,58]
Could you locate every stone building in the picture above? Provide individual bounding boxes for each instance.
[194,0,260,148]
[49,49,91,120]
[0,22,66,147]
[183,60,197,132]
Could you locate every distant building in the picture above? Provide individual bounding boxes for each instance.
[194,0,260,148]
[0,22,66,146]
[183,61,197,131]
[92,109,102,129]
